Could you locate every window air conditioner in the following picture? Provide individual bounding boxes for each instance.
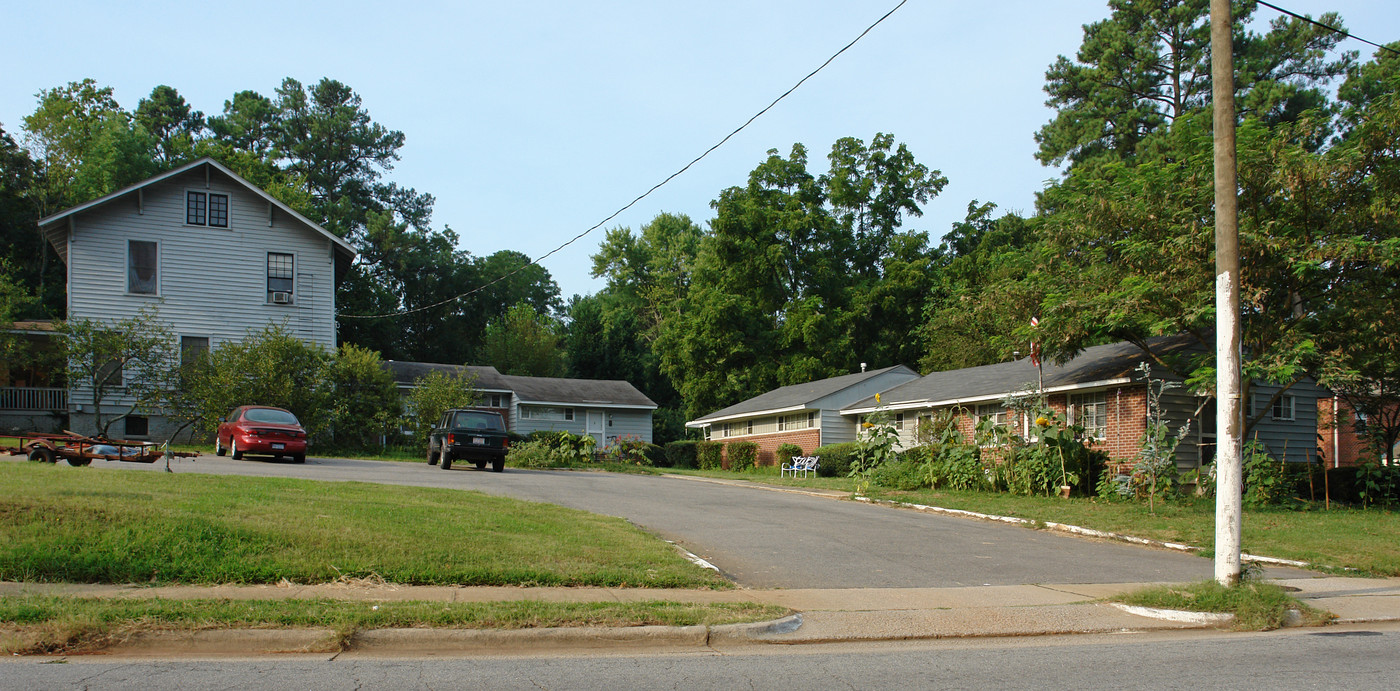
[272,291,293,304]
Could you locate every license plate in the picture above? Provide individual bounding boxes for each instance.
[272,443,285,450]
[471,437,485,445]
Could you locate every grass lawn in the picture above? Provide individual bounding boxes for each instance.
[1115,581,1333,630]
[0,462,730,588]
[656,466,1400,577]
[0,596,787,655]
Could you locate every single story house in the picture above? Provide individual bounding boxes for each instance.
[383,361,657,447]
[683,364,919,463]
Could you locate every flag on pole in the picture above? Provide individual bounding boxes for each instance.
[1030,316,1041,367]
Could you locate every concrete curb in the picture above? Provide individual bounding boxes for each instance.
[1110,602,1235,626]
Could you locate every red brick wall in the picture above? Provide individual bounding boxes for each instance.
[1318,397,1368,468]
[724,430,821,467]
[941,387,1148,467]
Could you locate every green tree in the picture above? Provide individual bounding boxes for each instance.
[480,303,565,377]
[134,85,205,165]
[59,306,177,438]
[188,323,333,440]
[403,369,478,446]
[1036,0,1353,170]
[326,343,402,450]
[0,125,61,318]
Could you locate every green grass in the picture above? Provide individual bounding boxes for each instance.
[0,596,787,655]
[0,463,730,588]
[1115,580,1332,630]
[857,487,1400,576]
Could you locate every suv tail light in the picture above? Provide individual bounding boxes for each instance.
[448,433,456,444]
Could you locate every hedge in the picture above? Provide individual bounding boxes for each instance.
[697,441,724,470]
[812,442,859,478]
[727,441,758,471]
[665,441,699,469]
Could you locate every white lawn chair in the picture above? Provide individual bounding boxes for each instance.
[781,455,819,479]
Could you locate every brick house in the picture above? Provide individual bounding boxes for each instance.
[841,337,1330,472]
[684,365,919,464]
[1318,396,1400,467]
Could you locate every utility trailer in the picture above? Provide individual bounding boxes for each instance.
[2,431,197,466]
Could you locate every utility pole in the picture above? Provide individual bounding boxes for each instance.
[1211,0,1244,587]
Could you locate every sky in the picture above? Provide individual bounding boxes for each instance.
[4,0,1397,301]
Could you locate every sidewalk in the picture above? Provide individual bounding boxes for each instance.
[4,576,1398,656]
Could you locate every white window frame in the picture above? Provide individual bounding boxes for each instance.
[1271,394,1296,421]
[126,239,160,296]
[894,412,905,431]
[185,190,230,228]
[520,406,574,422]
[1071,392,1108,440]
[267,252,295,304]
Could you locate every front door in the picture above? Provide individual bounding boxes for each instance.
[586,410,605,449]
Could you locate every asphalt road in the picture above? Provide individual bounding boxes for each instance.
[84,454,1307,588]
[3,624,1395,690]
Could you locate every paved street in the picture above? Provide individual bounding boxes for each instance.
[86,454,1307,588]
[3,623,1396,690]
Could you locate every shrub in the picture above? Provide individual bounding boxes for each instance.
[727,441,758,471]
[601,435,652,466]
[872,457,928,491]
[529,430,597,464]
[643,443,667,467]
[1244,440,1287,506]
[665,441,699,469]
[813,442,859,477]
[506,439,569,468]
[697,441,724,470]
[927,444,986,491]
[325,343,401,450]
[776,443,804,463]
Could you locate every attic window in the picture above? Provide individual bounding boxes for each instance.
[187,191,229,227]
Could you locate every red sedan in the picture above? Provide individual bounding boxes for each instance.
[215,406,308,463]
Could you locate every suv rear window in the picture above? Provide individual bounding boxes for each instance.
[451,411,504,431]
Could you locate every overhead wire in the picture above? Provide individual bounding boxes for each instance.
[1255,1,1399,57]
[339,0,909,320]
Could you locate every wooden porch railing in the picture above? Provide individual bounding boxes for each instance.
[0,387,67,411]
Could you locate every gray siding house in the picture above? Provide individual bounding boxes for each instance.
[36,157,356,439]
[383,362,657,447]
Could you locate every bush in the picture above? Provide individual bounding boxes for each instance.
[665,441,699,469]
[506,439,570,468]
[813,442,859,477]
[325,343,401,450]
[643,443,668,467]
[871,457,928,491]
[697,441,724,470]
[601,435,652,466]
[1244,441,1287,506]
[776,443,804,463]
[528,430,597,464]
[926,444,986,491]
[727,441,758,471]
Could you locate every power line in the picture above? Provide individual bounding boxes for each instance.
[1256,1,1400,57]
[340,0,910,320]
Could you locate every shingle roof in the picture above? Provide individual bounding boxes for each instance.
[380,361,656,408]
[382,362,512,391]
[501,375,656,409]
[844,336,1201,413]
[690,365,918,423]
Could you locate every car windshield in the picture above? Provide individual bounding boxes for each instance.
[243,408,300,425]
[452,411,503,431]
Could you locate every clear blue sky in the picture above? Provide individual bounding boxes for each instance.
[4,1,1396,300]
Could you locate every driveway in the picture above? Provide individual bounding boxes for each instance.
[82,455,1304,588]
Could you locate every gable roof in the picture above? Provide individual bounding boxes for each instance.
[688,365,919,425]
[382,362,512,391]
[37,157,356,264]
[842,336,1202,415]
[502,374,656,409]
[380,361,656,409]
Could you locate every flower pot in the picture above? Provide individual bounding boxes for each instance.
[1059,485,1072,499]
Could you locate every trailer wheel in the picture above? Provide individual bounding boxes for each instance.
[27,447,56,464]
[67,455,92,467]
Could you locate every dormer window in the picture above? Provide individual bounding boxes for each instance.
[187,191,229,227]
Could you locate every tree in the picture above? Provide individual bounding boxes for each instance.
[185,323,333,440]
[0,125,60,318]
[480,303,565,377]
[134,85,205,165]
[404,369,477,446]
[1036,0,1353,170]
[326,343,402,450]
[60,306,177,438]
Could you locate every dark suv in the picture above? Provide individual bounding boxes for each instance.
[427,408,510,472]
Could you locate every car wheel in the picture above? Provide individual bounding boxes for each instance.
[292,453,305,464]
[491,457,505,473]
[474,460,487,470]
[231,438,244,460]
[440,450,453,470]
[215,436,226,456]
[427,444,438,465]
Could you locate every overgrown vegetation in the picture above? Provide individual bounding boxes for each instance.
[1115,580,1332,631]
